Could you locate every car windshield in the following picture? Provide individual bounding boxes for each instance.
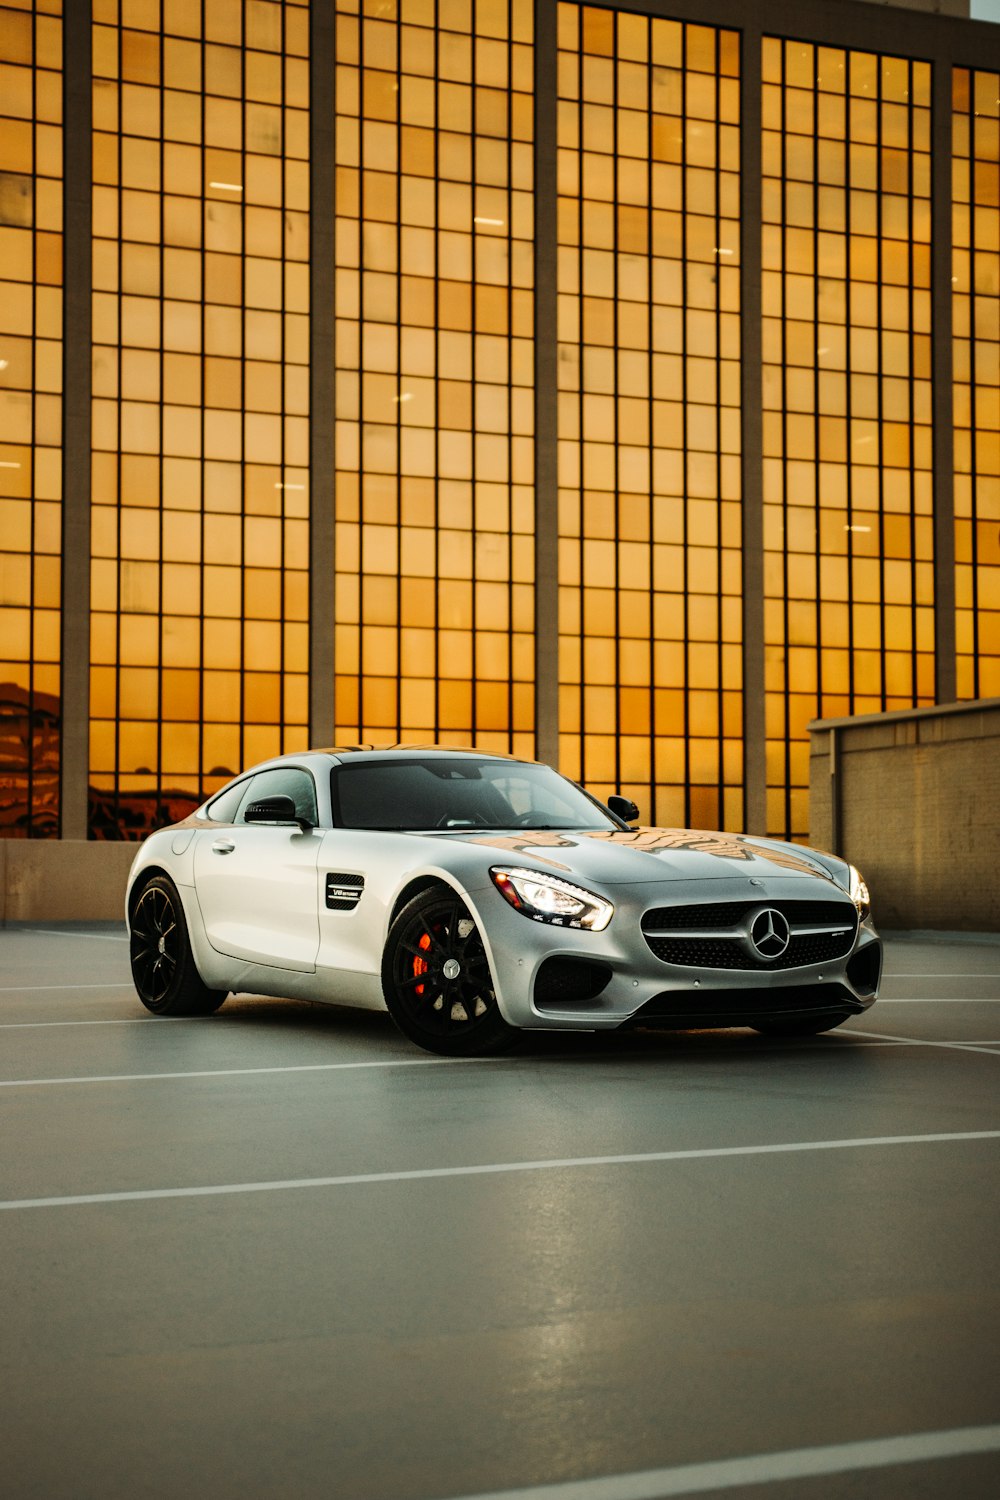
[331,758,620,833]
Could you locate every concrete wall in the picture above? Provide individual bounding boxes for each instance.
[0,841,137,925]
[809,700,1000,932]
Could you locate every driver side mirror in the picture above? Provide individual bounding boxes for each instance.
[607,794,640,825]
[244,794,313,831]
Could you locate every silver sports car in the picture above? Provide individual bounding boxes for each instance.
[125,746,881,1055]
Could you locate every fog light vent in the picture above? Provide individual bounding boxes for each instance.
[534,956,612,1009]
[846,942,882,996]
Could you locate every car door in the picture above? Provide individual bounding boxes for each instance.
[193,766,322,973]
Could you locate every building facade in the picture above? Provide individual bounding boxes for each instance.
[0,0,997,844]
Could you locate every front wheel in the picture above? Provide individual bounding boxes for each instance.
[130,875,227,1016]
[382,888,518,1056]
[751,1012,850,1038]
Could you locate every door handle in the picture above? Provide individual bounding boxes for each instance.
[211,839,235,854]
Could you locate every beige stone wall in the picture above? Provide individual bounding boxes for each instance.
[810,700,1000,931]
[0,841,138,924]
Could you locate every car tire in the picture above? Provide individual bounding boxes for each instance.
[751,1013,849,1037]
[130,875,227,1017]
[382,887,518,1057]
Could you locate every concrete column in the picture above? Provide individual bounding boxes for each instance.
[931,57,957,706]
[308,1,336,747]
[59,0,92,839]
[533,0,560,769]
[739,24,767,835]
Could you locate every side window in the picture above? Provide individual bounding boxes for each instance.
[235,767,319,827]
[206,780,250,825]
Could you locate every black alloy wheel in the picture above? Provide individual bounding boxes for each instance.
[130,875,227,1016]
[382,888,517,1056]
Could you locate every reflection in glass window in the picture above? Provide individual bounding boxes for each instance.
[557,4,743,833]
[761,39,934,840]
[953,66,1000,701]
[332,0,536,757]
[88,0,310,840]
[0,0,63,837]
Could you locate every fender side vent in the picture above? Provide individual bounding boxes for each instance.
[326,873,364,911]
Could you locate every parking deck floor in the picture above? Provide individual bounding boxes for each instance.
[1,925,998,1500]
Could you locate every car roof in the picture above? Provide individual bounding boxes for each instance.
[316,744,531,765]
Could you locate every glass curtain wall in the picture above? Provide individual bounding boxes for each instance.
[4,4,999,847]
[89,0,310,838]
[556,2,743,831]
[953,66,1000,702]
[0,0,62,836]
[332,0,536,755]
[761,39,935,840]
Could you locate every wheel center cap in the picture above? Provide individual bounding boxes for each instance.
[443,958,461,980]
[158,936,168,955]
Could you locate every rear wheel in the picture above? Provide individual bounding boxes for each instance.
[130,875,227,1016]
[382,888,517,1056]
[751,1013,849,1038]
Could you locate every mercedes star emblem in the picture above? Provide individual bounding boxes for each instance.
[749,907,791,960]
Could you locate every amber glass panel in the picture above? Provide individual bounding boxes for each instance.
[90,0,310,838]
[0,0,62,837]
[953,67,1000,701]
[333,0,535,755]
[557,4,742,830]
[761,39,934,840]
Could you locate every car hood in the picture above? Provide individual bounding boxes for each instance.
[433,826,848,890]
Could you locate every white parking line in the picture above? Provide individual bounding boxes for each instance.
[0,1056,488,1088]
[1,1129,996,1212]
[432,1424,1000,1500]
[0,1034,928,1061]
[0,1017,188,1028]
[0,983,134,993]
[30,929,129,942]
[840,1027,1000,1057]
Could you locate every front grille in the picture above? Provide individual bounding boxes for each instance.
[641,899,857,972]
[643,900,854,930]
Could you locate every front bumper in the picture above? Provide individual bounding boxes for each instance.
[464,875,881,1032]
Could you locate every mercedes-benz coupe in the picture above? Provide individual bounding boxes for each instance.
[125,746,881,1055]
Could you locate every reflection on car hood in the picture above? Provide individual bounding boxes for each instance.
[444,826,844,887]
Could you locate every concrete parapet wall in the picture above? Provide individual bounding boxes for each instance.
[0,841,137,924]
[809,699,1000,932]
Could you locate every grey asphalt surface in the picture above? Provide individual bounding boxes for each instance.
[1,925,998,1500]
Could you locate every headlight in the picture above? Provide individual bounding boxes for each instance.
[848,864,871,920]
[490,867,614,931]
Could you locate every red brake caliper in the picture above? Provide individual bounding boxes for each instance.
[412,931,432,995]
